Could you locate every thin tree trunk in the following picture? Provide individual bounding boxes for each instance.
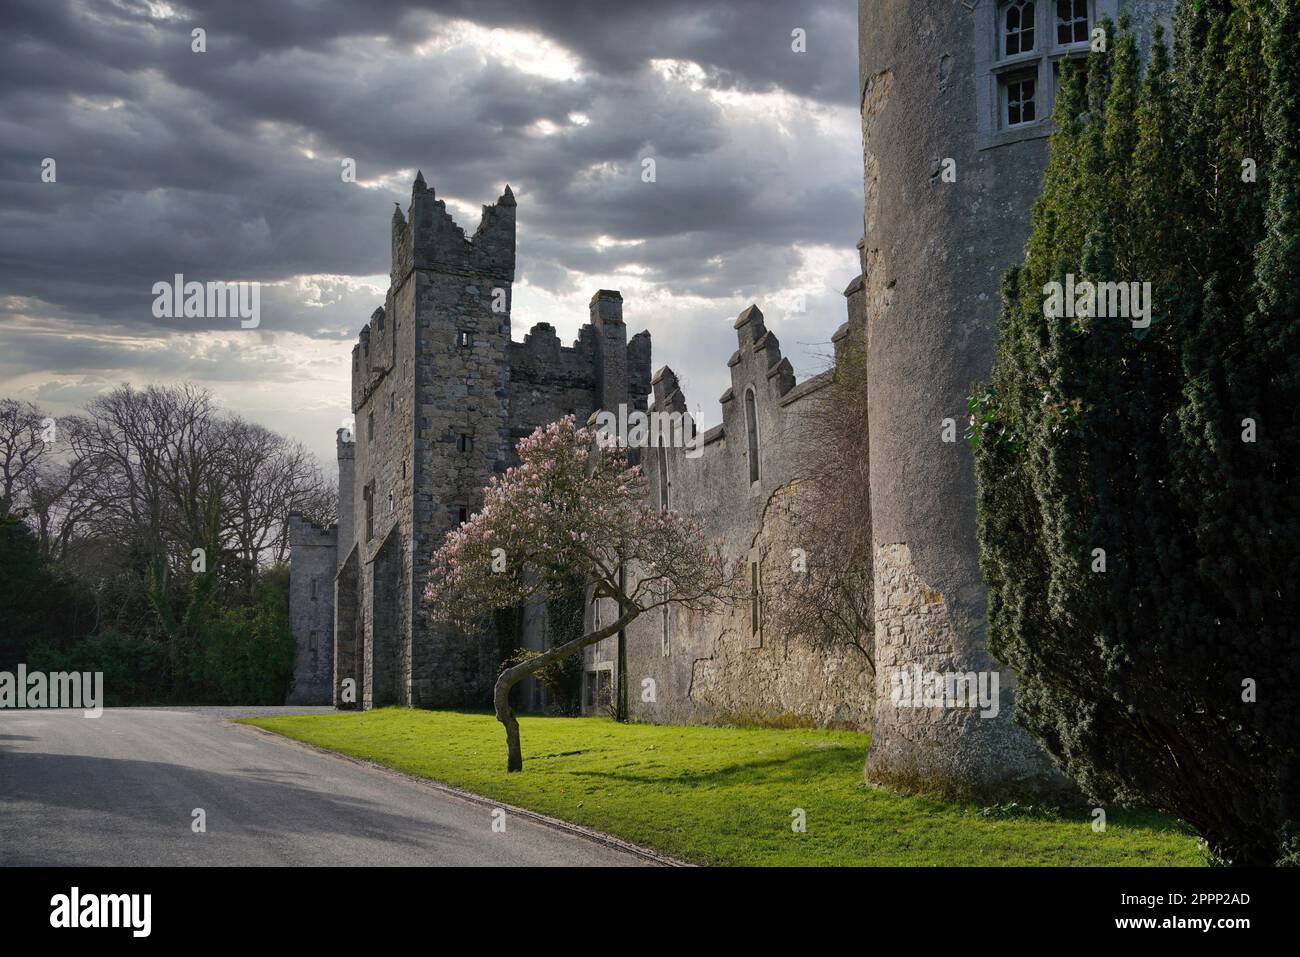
[492,605,638,772]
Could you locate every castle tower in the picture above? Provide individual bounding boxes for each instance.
[857,0,1172,799]
[406,174,517,706]
[336,173,518,709]
[286,515,337,705]
[302,171,655,713]
[589,290,628,412]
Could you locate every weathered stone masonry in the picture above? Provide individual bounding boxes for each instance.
[290,172,874,727]
[290,173,650,710]
[592,293,875,730]
[286,514,337,705]
[857,0,1173,799]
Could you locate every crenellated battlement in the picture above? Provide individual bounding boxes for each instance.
[287,513,337,547]
[651,302,829,466]
[391,171,516,283]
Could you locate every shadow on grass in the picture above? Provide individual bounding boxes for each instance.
[563,744,860,788]
[563,749,1192,836]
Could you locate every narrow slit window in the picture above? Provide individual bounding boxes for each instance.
[660,582,672,656]
[657,444,670,510]
[744,388,760,484]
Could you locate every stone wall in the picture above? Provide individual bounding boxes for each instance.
[606,299,874,730]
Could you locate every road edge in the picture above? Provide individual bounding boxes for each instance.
[231,720,690,867]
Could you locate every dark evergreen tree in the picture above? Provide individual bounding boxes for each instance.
[0,517,93,670]
[971,1,1300,864]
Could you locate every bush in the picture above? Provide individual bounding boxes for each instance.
[197,572,297,705]
[26,631,170,705]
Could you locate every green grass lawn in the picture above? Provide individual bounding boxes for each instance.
[243,708,1202,866]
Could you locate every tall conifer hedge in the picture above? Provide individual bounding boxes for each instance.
[971,1,1299,864]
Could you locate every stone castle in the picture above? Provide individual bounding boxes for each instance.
[287,169,871,724]
[290,0,1174,801]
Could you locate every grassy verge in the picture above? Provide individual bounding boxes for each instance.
[243,708,1201,866]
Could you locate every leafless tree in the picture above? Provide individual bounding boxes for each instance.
[0,398,52,518]
[223,418,334,579]
[20,415,103,563]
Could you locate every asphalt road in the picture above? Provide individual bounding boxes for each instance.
[0,707,650,866]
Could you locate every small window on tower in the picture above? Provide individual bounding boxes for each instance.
[458,433,474,454]
[367,411,375,441]
[458,330,472,348]
[364,483,374,542]
[457,505,468,525]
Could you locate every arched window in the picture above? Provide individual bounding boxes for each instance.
[1001,0,1035,57]
[744,388,760,484]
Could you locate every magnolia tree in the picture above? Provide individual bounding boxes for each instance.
[424,416,740,772]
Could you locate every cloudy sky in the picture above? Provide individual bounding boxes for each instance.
[0,0,863,468]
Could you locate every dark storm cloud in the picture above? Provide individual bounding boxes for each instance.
[0,0,861,459]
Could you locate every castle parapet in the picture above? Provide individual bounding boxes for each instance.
[393,171,516,282]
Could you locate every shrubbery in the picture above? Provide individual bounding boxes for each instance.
[972,3,1299,865]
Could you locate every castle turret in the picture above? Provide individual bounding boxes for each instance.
[627,330,652,411]
[286,514,337,705]
[590,290,628,413]
[856,0,1170,801]
[404,175,517,706]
